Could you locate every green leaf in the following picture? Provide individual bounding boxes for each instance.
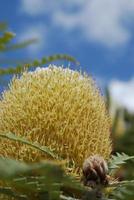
[110,184,134,200]
[0,158,64,199]
[0,54,78,76]
[108,153,134,172]
[0,132,59,159]
[0,158,63,180]
[109,180,134,188]
[3,38,38,52]
[0,187,28,199]
[0,157,103,200]
[0,32,15,44]
[0,158,29,179]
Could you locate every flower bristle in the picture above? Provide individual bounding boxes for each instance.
[0,65,112,173]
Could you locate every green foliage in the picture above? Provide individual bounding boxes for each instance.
[0,157,99,200]
[0,24,134,199]
[0,132,106,199]
[111,186,133,200]
[109,181,134,200]
[105,88,134,200]
[106,154,134,200]
[0,31,15,51]
[108,153,134,173]
[0,54,78,76]
[0,133,134,199]
[115,110,134,155]
[3,38,38,52]
[0,22,37,53]
[0,22,78,80]
[0,132,58,159]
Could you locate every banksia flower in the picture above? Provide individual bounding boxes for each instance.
[0,65,112,174]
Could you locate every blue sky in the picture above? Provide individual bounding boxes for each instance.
[1,0,134,112]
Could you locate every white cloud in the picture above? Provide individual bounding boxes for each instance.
[109,79,134,113]
[20,0,46,16]
[18,25,46,55]
[20,0,134,47]
[20,0,83,16]
[54,0,134,47]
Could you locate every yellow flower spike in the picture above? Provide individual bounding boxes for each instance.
[0,65,112,174]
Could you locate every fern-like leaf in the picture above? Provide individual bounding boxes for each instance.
[0,132,58,159]
[0,157,109,200]
[109,183,134,200]
[109,180,134,188]
[108,152,134,172]
[0,54,78,76]
[3,38,38,52]
[0,31,15,45]
[0,187,28,199]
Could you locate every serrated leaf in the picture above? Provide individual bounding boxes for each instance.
[0,158,63,180]
[0,158,103,200]
[0,132,58,159]
[0,31,15,44]
[0,187,28,199]
[0,54,78,75]
[0,158,64,199]
[3,38,38,52]
[110,185,134,200]
[109,180,134,188]
[108,152,134,172]
[0,158,29,179]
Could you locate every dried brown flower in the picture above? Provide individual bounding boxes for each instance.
[82,155,109,187]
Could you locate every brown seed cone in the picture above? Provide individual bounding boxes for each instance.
[82,155,109,187]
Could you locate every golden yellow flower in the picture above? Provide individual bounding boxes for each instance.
[0,65,112,173]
